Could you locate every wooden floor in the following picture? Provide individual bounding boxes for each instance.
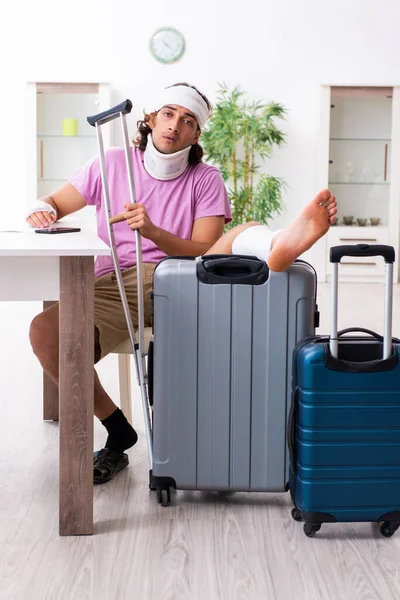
[2,282,400,600]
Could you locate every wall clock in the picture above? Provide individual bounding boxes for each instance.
[149,27,185,64]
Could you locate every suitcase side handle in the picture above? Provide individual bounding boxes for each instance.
[87,99,133,127]
[197,255,269,285]
[330,244,395,264]
[287,388,298,476]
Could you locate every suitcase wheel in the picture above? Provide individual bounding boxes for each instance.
[291,507,303,522]
[380,521,400,538]
[156,487,171,507]
[303,523,321,538]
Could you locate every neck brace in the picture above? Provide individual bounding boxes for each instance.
[143,133,191,181]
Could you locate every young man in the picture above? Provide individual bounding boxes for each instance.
[27,83,231,483]
[27,81,337,485]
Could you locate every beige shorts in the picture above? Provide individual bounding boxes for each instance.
[94,263,156,360]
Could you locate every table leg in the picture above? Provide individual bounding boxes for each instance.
[43,301,59,421]
[59,256,94,536]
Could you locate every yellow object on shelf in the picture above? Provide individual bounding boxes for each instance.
[62,118,78,136]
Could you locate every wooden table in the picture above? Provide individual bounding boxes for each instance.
[0,224,111,535]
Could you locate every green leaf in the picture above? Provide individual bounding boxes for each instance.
[248,175,287,224]
[202,84,287,229]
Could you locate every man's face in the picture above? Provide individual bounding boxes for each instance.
[150,104,201,154]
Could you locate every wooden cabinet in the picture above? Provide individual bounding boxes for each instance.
[319,86,400,282]
[327,225,389,281]
[26,82,111,223]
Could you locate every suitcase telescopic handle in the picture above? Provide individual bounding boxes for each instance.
[330,244,395,264]
[329,244,395,360]
[87,99,133,127]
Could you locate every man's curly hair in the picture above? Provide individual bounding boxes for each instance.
[133,82,211,166]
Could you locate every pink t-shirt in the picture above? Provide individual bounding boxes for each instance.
[69,146,231,278]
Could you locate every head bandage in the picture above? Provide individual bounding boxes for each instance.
[151,85,210,130]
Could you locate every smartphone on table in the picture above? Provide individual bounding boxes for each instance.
[35,227,81,234]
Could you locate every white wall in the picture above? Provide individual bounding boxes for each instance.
[2,0,400,276]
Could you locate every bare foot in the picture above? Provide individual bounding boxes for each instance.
[267,189,337,272]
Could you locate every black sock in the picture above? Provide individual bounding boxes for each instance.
[101,408,138,453]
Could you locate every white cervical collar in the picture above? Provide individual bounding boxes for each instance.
[143,133,191,181]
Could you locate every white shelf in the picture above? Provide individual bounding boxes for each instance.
[331,225,387,230]
[37,178,67,182]
[37,134,96,138]
[329,181,390,185]
[330,137,391,142]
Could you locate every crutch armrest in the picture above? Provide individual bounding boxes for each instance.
[87,99,133,127]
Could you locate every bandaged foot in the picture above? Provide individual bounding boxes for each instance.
[267,189,337,272]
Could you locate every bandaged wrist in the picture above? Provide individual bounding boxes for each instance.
[25,200,57,221]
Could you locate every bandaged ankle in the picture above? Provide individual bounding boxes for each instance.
[232,224,283,263]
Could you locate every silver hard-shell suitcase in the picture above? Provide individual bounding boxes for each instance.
[151,254,318,505]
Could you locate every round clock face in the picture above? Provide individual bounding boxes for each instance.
[150,27,185,64]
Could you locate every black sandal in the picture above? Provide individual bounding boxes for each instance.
[93,448,129,484]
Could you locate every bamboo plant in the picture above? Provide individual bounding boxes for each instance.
[202,84,287,228]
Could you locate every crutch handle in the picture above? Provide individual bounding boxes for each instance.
[109,212,127,225]
[87,99,133,127]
